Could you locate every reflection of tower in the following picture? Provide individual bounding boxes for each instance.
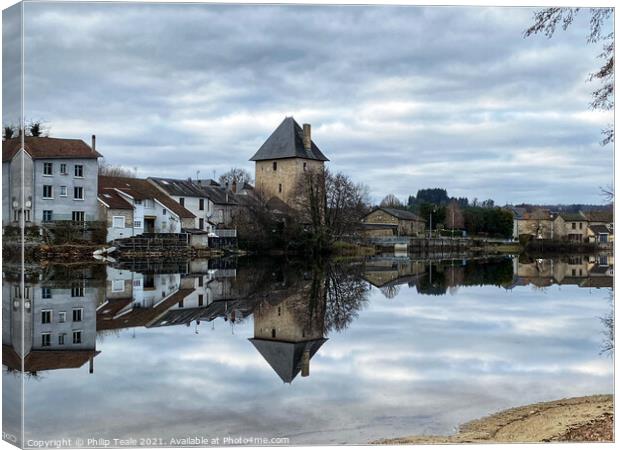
[249,286,327,383]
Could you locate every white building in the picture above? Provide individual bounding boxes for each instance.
[97,176,195,242]
[2,135,102,227]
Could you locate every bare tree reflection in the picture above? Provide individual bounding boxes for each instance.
[600,288,614,355]
[324,262,370,333]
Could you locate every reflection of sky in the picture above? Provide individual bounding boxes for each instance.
[18,282,612,445]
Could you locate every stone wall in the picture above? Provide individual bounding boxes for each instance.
[255,158,324,204]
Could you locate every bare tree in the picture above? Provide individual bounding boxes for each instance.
[294,168,371,248]
[379,194,403,208]
[98,159,137,177]
[218,167,253,187]
[525,8,614,144]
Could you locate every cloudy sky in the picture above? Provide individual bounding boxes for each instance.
[2,2,614,204]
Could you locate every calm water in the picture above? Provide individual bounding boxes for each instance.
[3,254,613,446]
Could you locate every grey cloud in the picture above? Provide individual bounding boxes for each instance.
[14,3,613,204]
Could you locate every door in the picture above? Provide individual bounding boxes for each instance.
[144,217,155,233]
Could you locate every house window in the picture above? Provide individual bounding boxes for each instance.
[162,208,167,215]
[24,210,31,222]
[198,277,203,287]
[43,185,53,198]
[112,280,125,292]
[178,299,184,308]
[73,331,82,344]
[133,220,142,228]
[572,222,576,229]
[74,164,84,177]
[579,222,583,229]
[73,308,83,322]
[199,218,204,229]
[43,162,53,175]
[58,311,66,323]
[41,333,51,347]
[74,186,84,200]
[58,334,65,345]
[71,284,84,297]
[271,329,276,338]
[60,163,67,175]
[135,199,142,205]
[60,186,67,197]
[72,211,85,222]
[112,216,125,228]
[13,209,19,222]
[41,310,52,324]
[199,199,204,210]
[278,183,282,193]
[42,287,52,299]
[179,198,185,206]
[198,294,204,306]
[43,210,53,222]
[273,161,277,171]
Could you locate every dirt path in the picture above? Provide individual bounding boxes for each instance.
[374,395,613,444]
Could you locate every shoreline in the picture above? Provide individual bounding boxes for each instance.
[373,395,613,444]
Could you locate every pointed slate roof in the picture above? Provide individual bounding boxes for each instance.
[249,337,327,383]
[249,117,329,162]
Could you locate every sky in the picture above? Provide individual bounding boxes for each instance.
[2,2,614,205]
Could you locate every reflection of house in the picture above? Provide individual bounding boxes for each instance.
[361,208,425,237]
[2,136,102,227]
[2,272,100,374]
[362,257,427,291]
[513,254,613,288]
[97,176,195,242]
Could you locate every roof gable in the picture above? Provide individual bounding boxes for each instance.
[249,117,329,162]
[249,337,327,383]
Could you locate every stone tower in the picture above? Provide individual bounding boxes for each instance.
[250,117,329,206]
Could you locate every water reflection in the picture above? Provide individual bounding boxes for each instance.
[1,254,613,444]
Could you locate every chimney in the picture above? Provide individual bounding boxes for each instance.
[302,123,311,150]
[301,350,310,377]
[91,134,96,151]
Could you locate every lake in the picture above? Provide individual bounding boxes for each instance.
[2,254,613,446]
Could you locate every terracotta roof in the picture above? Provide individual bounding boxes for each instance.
[2,345,99,373]
[521,209,553,220]
[98,188,133,210]
[2,136,102,162]
[97,288,195,331]
[250,117,329,162]
[98,176,195,218]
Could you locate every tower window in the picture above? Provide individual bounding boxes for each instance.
[272,329,276,338]
[303,162,307,171]
[273,161,277,171]
[278,183,282,193]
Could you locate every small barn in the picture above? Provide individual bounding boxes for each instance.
[361,207,426,237]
